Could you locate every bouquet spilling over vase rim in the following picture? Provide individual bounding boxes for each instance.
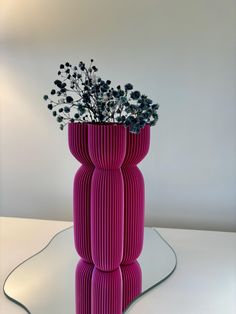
[43,59,159,134]
[43,59,159,272]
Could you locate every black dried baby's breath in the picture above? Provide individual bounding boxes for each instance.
[43,59,159,133]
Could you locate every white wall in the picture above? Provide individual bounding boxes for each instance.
[1,0,236,231]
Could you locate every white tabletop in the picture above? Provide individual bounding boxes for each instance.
[0,217,235,314]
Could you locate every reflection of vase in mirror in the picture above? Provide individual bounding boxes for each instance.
[92,266,122,314]
[121,261,142,311]
[75,260,94,314]
[75,260,142,314]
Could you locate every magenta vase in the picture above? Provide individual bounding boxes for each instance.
[69,123,150,271]
[122,125,150,264]
[88,124,126,271]
[68,123,94,263]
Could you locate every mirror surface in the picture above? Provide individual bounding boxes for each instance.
[4,227,176,313]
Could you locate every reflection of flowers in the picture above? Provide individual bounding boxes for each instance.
[43,60,159,133]
[75,260,142,314]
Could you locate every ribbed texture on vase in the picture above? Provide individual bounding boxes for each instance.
[121,125,150,264]
[75,260,94,314]
[89,124,126,271]
[68,123,93,165]
[122,124,150,166]
[121,261,142,311]
[91,169,124,271]
[69,123,94,262]
[121,166,145,264]
[69,123,151,271]
[73,165,94,262]
[92,267,122,314]
[88,124,126,169]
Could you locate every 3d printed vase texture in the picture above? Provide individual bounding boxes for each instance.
[68,123,150,272]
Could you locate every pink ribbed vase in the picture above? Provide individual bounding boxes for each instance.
[69,123,151,270]
[88,124,127,271]
[122,125,150,264]
[68,123,94,263]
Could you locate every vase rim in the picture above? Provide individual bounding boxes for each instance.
[69,122,125,127]
[68,122,150,128]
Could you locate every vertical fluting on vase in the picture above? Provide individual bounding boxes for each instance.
[121,261,142,311]
[122,125,150,264]
[88,124,126,271]
[75,260,94,314]
[68,123,94,262]
[92,267,122,314]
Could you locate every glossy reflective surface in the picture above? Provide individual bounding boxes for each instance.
[4,228,177,313]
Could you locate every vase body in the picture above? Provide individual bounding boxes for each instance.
[122,125,150,264]
[88,124,126,271]
[69,123,150,271]
[68,123,94,263]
